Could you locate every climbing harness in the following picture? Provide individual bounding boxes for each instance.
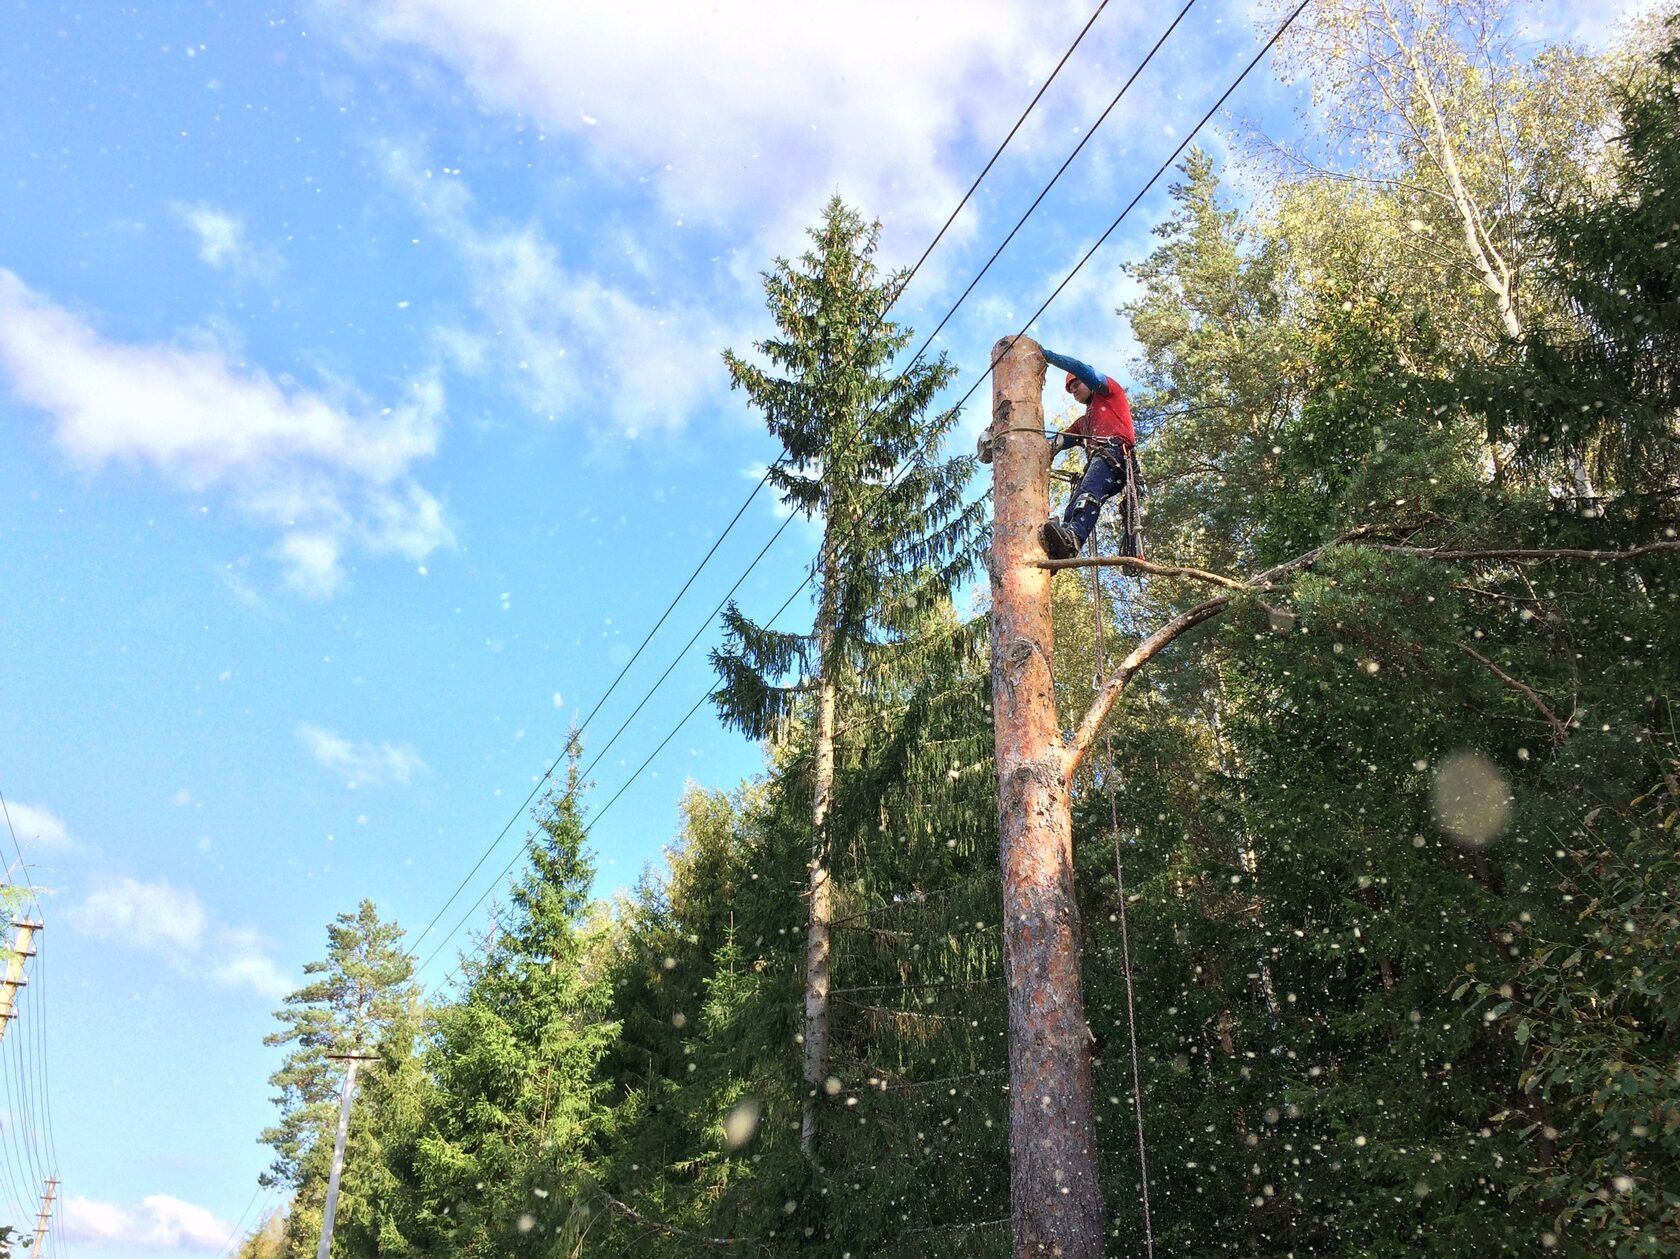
[1089,532,1155,1258]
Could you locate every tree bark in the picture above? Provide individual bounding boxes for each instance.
[988,335,1105,1259]
[801,614,838,1162]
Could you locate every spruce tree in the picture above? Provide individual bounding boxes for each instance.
[365,757,619,1255]
[711,195,981,1163]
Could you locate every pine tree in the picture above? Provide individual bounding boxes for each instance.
[712,195,981,1163]
[259,900,415,1254]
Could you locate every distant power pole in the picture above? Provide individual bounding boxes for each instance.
[28,1177,57,1259]
[0,918,41,1044]
[316,1052,380,1259]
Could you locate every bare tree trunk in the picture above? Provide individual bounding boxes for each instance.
[988,335,1105,1259]
[801,620,838,1161]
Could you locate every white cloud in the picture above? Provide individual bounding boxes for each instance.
[63,1193,233,1252]
[330,1,1076,245]
[385,152,733,433]
[172,201,280,279]
[67,875,291,999]
[0,267,453,597]
[75,876,208,952]
[297,723,426,787]
[1,800,74,852]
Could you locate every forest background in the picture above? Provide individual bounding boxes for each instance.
[226,1,1680,1254]
[5,0,1678,1254]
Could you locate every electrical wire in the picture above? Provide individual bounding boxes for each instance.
[602,0,1302,773]
[29,937,61,1222]
[417,571,812,982]
[212,1182,276,1259]
[412,0,1209,980]
[420,0,1310,981]
[891,0,1198,377]
[401,0,1122,970]
[21,969,55,1220]
[0,795,63,1259]
[0,1052,34,1249]
[0,790,52,1240]
[2,1025,46,1235]
[398,472,776,963]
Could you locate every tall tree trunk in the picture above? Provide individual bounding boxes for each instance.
[987,335,1105,1258]
[801,613,839,1161]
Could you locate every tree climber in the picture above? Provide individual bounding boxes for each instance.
[1038,346,1142,561]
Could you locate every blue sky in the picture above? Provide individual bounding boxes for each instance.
[0,0,1653,1253]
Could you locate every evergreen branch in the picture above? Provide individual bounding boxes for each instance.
[1457,641,1570,745]
[1360,540,1680,563]
[596,1189,771,1255]
[830,977,999,996]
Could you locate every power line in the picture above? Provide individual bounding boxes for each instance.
[416,570,813,983]
[972,0,1315,414]
[29,937,59,1188]
[594,0,1271,748]
[2,1024,45,1229]
[893,0,1115,300]
[0,1046,34,1244]
[577,0,1314,808]
[411,0,1207,980]
[893,0,1199,375]
[400,0,1119,969]
[213,1182,279,1259]
[398,471,776,963]
[0,790,53,1240]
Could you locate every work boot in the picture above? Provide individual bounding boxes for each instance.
[1041,519,1079,560]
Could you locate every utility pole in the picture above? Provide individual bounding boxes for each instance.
[0,918,41,1044]
[986,335,1104,1259]
[316,1052,379,1259]
[28,1177,56,1258]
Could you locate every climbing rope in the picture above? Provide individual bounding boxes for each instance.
[1088,529,1156,1258]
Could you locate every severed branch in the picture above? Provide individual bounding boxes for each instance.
[1457,641,1570,745]
[1058,527,1675,780]
[1038,554,1248,589]
[1065,596,1230,781]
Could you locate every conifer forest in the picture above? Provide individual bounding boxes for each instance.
[217,2,1680,1255]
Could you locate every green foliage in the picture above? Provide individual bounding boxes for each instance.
[259,898,416,1254]
[1473,745,1680,1256]
[337,754,621,1258]
[253,23,1680,1259]
[1480,18,1680,493]
[711,195,983,742]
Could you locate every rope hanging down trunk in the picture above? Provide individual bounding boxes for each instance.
[1088,530,1156,1259]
